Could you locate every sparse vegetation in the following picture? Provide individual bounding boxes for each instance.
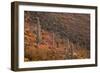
[24,11,90,61]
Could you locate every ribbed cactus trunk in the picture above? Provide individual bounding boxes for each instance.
[67,39,72,59]
[36,17,41,47]
[52,32,55,48]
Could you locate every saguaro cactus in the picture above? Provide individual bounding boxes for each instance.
[52,32,55,48]
[36,17,41,46]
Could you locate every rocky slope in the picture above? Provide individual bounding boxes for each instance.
[24,11,90,61]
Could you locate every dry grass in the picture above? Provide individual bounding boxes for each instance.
[24,11,90,61]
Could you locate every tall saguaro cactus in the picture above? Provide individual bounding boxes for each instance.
[52,32,55,48]
[36,17,41,46]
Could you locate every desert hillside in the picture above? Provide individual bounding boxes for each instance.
[24,11,90,61]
